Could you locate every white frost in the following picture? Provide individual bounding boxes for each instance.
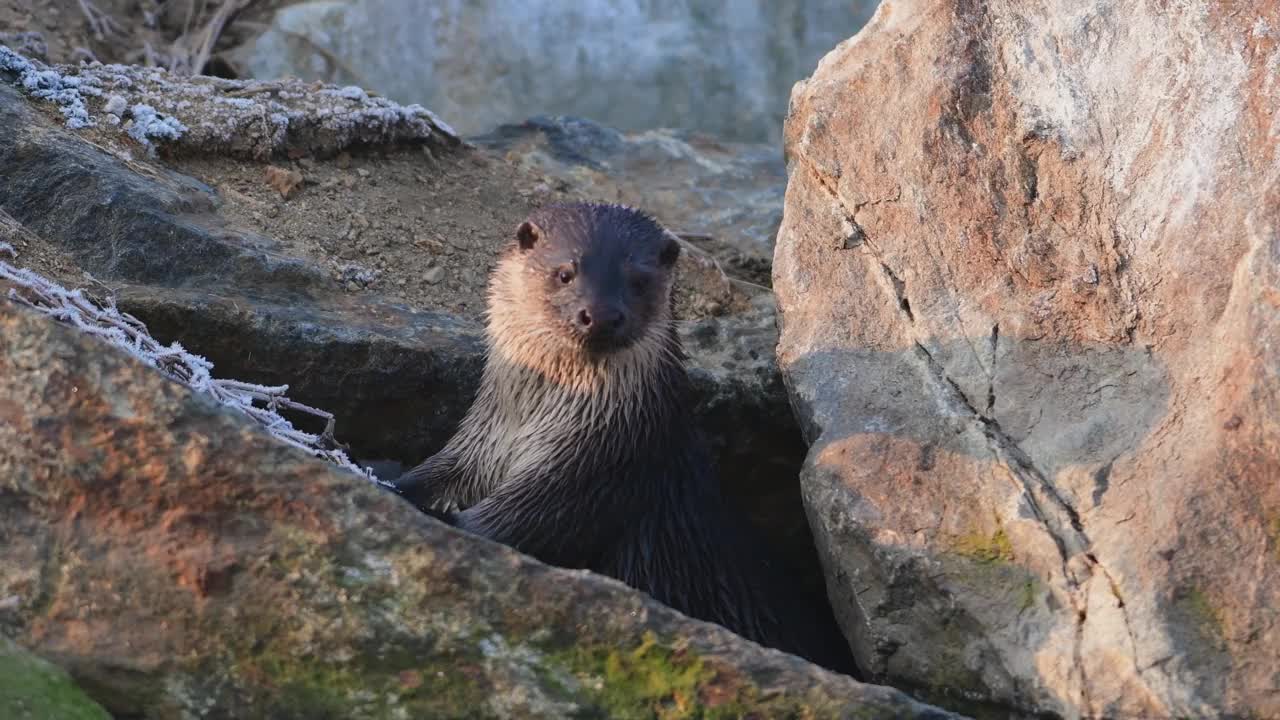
[329,85,368,100]
[125,103,187,147]
[2,43,460,157]
[103,93,127,116]
[0,44,96,128]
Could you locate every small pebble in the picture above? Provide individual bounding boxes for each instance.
[424,266,445,284]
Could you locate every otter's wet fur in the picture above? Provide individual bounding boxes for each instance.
[395,201,859,677]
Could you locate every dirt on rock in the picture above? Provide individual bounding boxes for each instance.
[177,147,751,321]
[177,146,568,319]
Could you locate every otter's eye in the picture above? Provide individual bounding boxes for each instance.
[557,268,575,284]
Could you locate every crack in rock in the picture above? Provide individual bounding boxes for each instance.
[796,153,1157,711]
[801,149,1091,568]
[986,323,999,414]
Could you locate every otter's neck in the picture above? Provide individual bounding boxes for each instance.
[481,319,688,425]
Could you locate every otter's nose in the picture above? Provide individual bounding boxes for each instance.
[576,305,627,336]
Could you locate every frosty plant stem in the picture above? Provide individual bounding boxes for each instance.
[0,246,387,486]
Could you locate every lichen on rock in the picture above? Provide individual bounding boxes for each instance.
[0,44,98,129]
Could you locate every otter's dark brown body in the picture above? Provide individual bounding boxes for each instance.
[395,202,858,677]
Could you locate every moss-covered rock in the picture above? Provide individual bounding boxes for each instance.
[0,636,111,720]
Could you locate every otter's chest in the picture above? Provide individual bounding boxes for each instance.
[491,382,655,476]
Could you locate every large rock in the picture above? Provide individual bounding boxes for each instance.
[0,297,963,720]
[775,1,1280,718]
[233,0,879,143]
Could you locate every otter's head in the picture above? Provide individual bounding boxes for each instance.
[492,202,680,358]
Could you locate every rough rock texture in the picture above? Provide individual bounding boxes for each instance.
[234,0,879,143]
[775,1,1280,718]
[0,636,111,720]
[0,299,963,720]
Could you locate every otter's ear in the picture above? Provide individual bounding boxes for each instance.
[516,221,542,251]
[659,233,681,267]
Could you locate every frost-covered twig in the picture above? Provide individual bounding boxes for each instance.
[0,255,391,487]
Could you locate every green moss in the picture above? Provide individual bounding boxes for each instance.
[259,659,364,715]
[1175,587,1224,640]
[1017,578,1039,612]
[602,633,713,717]
[950,526,1014,564]
[552,632,764,720]
[942,525,1039,613]
[0,637,111,720]
[253,655,487,719]
[224,636,492,720]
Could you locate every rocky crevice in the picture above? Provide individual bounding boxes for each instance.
[804,153,1091,570]
[795,141,1153,714]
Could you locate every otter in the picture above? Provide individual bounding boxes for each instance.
[394,201,858,677]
